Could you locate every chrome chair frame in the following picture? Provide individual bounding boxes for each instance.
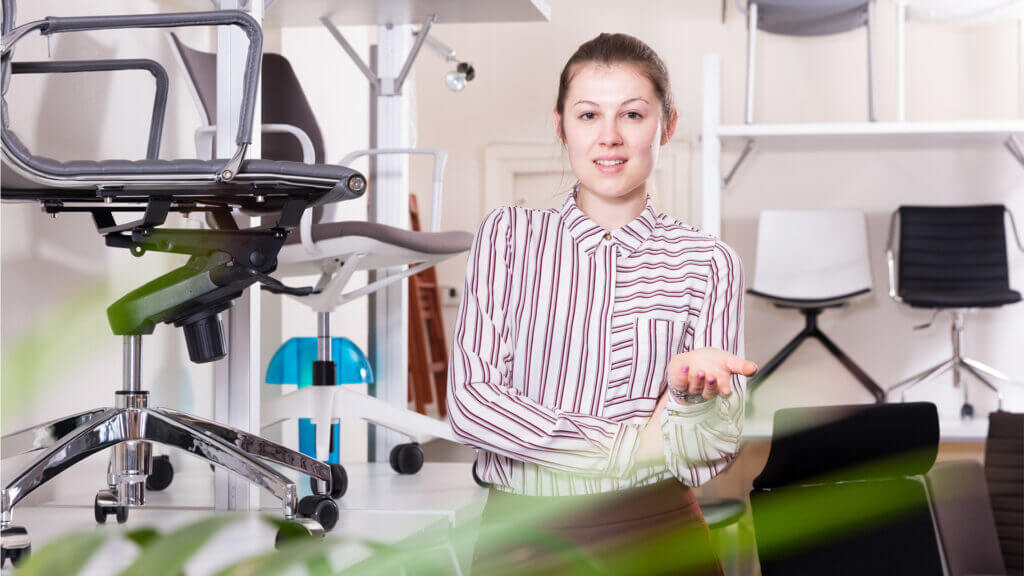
[885,209,1024,415]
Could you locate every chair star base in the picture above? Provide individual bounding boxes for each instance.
[0,335,337,560]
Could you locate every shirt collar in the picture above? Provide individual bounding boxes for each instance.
[559,186,659,257]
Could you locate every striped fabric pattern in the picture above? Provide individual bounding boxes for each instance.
[447,192,746,496]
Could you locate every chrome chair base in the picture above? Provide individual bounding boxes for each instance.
[886,311,1018,418]
[0,398,333,528]
[1,337,337,564]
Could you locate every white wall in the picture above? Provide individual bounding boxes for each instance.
[412,0,1024,420]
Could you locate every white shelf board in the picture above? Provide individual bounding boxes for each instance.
[716,120,1024,150]
[259,0,551,27]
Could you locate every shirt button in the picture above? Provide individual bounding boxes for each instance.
[603,233,612,241]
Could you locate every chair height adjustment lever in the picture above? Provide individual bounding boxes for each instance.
[913,309,940,331]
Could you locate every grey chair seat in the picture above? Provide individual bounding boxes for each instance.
[285,220,474,256]
[4,129,354,187]
[754,0,871,36]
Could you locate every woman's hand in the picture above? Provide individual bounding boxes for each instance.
[667,348,757,402]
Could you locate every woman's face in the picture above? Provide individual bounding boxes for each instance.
[556,62,676,202]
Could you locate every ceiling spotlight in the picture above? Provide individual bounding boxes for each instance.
[444,62,475,92]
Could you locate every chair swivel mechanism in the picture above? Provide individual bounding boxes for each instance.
[746,210,885,413]
[885,205,1023,419]
[0,4,367,567]
[166,36,476,496]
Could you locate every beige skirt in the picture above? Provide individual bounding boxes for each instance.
[471,478,724,576]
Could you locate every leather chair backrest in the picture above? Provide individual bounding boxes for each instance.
[750,402,944,576]
[897,205,1010,298]
[985,411,1024,574]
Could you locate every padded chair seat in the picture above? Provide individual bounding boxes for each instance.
[3,153,355,183]
[285,220,474,256]
[754,0,871,36]
[901,288,1021,309]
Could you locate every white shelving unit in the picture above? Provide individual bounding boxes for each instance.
[700,52,1024,238]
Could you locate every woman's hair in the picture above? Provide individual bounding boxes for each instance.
[556,33,674,140]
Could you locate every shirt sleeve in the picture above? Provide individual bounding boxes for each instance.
[446,207,641,478]
[660,240,745,487]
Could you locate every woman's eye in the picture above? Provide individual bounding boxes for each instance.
[624,111,643,120]
[579,112,596,120]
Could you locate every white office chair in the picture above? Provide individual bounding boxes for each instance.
[737,0,877,123]
[894,0,1024,121]
[747,210,884,411]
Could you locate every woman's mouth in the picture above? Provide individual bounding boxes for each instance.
[593,158,627,174]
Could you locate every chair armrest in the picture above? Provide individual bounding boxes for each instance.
[3,10,261,181]
[335,148,448,232]
[194,123,314,164]
[886,210,902,302]
[1007,206,1024,253]
[11,59,167,160]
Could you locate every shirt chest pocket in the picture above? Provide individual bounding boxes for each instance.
[607,317,688,402]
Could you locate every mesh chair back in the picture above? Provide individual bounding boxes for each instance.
[751,210,872,301]
[897,205,1011,298]
[985,411,1024,574]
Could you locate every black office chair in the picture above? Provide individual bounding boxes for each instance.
[885,205,1023,418]
[750,402,944,575]
[0,3,366,566]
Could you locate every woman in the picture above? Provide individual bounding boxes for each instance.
[447,33,757,576]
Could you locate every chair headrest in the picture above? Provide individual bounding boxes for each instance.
[753,402,939,489]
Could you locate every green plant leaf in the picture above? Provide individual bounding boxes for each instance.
[13,532,108,576]
[124,527,161,549]
[214,536,332,576]
[117,514,240,576]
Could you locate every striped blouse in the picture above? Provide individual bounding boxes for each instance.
[447,192,746,496]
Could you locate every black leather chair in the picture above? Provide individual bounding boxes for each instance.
[885,205,1023,418]
[926,459,1008,576]
[0,2,366,566]
[985,411,1024,575]
[750,403,944,576]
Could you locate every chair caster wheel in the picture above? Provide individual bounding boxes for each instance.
[297,494,339,533]
[472,461,490,488]
[274,517,327,549]
[146,455,174,491]
[95,490,129,524]
[389,443,424,475]
[961,403,975,419]
[1,526,31,568]
[309,463,348,499]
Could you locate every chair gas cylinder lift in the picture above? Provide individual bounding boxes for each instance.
[746,210,884,413]
[167,36,476,494]
[0,4,367,566]
[885,205,1023,419]
[737,0,877,123]
[260,148,474,497]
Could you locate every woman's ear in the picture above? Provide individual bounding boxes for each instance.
[660,108,679,145]
[553,107,565,145]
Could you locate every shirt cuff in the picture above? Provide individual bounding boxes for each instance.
[665,395,719,419]
[605,423,642,478]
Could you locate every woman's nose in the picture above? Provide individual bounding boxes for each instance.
[597,118,623,146]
